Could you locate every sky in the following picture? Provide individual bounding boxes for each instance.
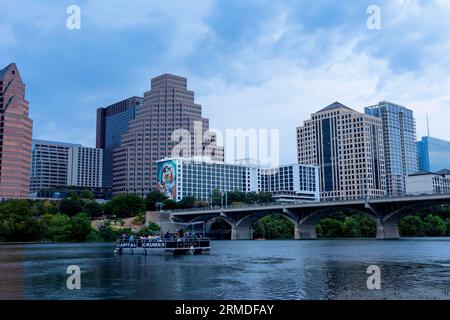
[1,0,450,164]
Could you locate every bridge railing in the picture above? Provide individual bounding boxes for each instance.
[164,193,450,214]
[162,201,286,214]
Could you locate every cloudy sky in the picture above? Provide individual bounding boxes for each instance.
[1,0,450,164]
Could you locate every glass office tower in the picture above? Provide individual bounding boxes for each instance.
[365,101,418,197]
[96,96,143,188]
[297,102,386,201]
[417,136,450,172]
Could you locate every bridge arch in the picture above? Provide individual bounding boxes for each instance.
[232,210,298,240]
[234,210,298,230]
[382,201,450,225]
[299,206,378,226]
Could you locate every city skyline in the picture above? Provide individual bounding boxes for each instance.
[2,1,450,164]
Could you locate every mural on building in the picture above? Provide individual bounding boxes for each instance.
[157,160,177,199]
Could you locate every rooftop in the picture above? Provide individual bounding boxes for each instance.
[317,102,355,113]
[409,169,450,177]
[0,63,14,80]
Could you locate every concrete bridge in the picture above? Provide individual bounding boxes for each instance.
[168,194,450,240]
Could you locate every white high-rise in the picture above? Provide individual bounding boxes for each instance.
[67,147,103,188]
[30,140,82,193]
[297,102,386,201]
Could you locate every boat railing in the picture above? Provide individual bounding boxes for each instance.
[115,237,210,249]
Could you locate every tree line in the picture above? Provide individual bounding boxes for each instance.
[2,190,450,242]
[0,191,160,243]
[251,210,450,239]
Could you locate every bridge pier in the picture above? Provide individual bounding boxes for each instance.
[295,224,317,240]
[376,223,400,240]
[231,225,252,240]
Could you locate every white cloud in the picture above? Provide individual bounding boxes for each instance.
[83,0,216,57]
[191,4,450,164]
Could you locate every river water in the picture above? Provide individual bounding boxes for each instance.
[1,239,450,300]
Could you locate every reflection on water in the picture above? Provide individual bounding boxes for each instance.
[1,239,450,300]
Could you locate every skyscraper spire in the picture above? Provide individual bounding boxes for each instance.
[426,111,430,137]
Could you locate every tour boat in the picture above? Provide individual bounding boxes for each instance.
[114,237,211,255]
[114,221,210,256]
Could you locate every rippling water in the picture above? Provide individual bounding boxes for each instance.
[1,239,450,300]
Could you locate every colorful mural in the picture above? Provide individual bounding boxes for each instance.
[157,160,177,200]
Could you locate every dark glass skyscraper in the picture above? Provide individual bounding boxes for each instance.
[417,136,450,172]
[365,101,418,197]
[96,96,143,188]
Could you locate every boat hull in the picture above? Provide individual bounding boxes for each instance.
[116,247,210,255]
[114,238,211,256]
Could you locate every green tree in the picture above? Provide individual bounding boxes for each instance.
[244,192,258,204]
[35,200,59,216]
[252,214,293,239]
[178,196,196,209]
[59,198,83,217]
[70,213,93,241]
[80,189,95,201]
[145,190,168,211]
[343,216,361,238]
[105,194,145,218]
[257,192,275,204]
[399,215,426,237]
[424,214,447,236]
[139,222,161,235]
[193,200,208,208]
[47,214,73,242]
[0,200,41,242]
[315,223,323,238]
[68,191,81,200]
[98,220,114,242]
[229,201,248,208]
[446,219,450,236]
[162,199,178,210]
[228,190,246,204]
[39,213,54,240]
[357,215,377,238]
[83,201,103,218]
[317,218,344,238]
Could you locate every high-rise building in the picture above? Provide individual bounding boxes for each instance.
[297,102,386,201]
[67,146,103,188]
[30,139,82,194]
[406,169,450,195]
[416,136,450,172]
[113,74,224,197]
[157,158,320,203]
[365,101,418,197]
[96,96,143,188]
[0,63,33,198]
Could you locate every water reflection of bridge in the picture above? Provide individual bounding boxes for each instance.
[168,194,450,240]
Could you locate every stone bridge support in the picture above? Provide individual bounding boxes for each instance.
[231,224,252,240]
[376,223,400,240]
[295,224,317,240]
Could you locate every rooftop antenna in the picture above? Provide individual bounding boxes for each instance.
[426,111,430,137]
